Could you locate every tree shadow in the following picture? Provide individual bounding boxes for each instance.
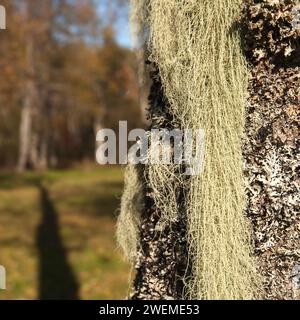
[36,184,80,300]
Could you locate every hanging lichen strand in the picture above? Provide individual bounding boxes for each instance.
[116,0,150,265]
[131,65,190,300]
[117,164,144,262]
[143,0,260,299]
[240,0,300,299]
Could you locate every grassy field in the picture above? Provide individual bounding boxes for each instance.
[0,166,131,300]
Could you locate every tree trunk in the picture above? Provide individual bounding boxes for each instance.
[18,72,35,172]
[17,4,36,172]
[121,0,300,300]
[241,0,300,300]
[131,65,189,300]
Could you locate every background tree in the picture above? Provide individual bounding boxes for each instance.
[0,0,142,171]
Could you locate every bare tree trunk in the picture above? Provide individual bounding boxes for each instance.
[18,67,35,172]
[17,4,36,172]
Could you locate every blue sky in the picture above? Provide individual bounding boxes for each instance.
[97,1,132,48]
[115,12,131,48]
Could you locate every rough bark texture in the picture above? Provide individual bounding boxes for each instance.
[241,0,300,299]
[129,0,299,300]
[244,64,300,300]
[131,66,189,300]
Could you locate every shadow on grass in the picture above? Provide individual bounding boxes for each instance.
[36,184,80,300]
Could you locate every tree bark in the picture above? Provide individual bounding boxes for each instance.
[241,0,300,299]
[131,66,190,300]
[17,4,36,172]
[18,49,35,172]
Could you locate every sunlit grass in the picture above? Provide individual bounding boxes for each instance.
[0,166,130,300]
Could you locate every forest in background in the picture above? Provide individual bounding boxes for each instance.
[0,0,142,171]
[0,0,138,300]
